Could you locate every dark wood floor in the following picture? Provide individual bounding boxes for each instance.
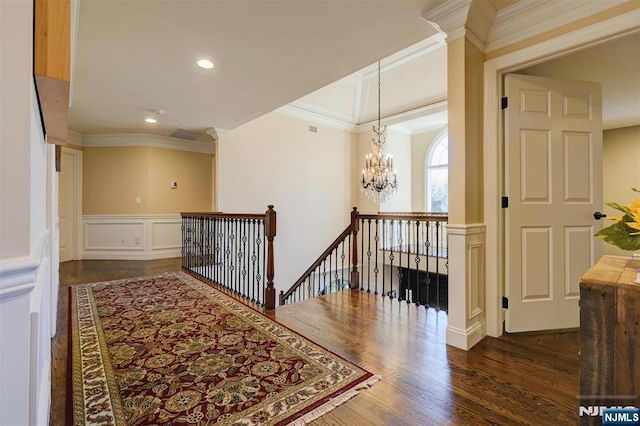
[52,259,580,425]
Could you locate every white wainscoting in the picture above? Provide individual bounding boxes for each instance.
[0,231,51,426]
[82,215,182,260]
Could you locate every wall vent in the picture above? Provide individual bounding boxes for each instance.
[169,128,207,141]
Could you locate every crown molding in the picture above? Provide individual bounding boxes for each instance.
[80,133,214,154]
[486,0,630,53]
[288,100,356,126]
[66,129,83,145]
[356,35,447,79]
[275,105,357,132]
[354,101,448,133]
[277,101,448,135]
[390,121,447,136]
[422,0,472,42]
[486,7,640,72]
[464,0,497,52]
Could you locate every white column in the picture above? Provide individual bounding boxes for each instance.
[446,224,486,350]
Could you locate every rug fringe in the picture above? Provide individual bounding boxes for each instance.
[289,375,382,425]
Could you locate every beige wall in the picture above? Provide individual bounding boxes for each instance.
[381,127,412,212]
[447,37,484,224]
[83,145,212,215]
[411,128,445,212]
[147,148,213,214]
[355,130,379,214]
[602,125,640,257]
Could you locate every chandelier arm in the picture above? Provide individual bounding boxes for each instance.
[361,59,398,204]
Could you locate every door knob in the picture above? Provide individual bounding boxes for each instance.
[593,211,607,220]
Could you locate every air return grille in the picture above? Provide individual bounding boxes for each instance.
[168,128,207,141]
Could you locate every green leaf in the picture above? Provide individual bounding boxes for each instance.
[604,201,631,215]
[595,221,640,251]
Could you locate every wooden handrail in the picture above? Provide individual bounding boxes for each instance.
[181,212,266,220]
[279,225,352,305]
[181,205,276,311]
[360,212,449,221]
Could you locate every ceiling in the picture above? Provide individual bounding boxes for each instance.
[69,1,640,140]
[69,0,445,138]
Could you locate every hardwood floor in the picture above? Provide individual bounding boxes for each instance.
[52,259,579,425]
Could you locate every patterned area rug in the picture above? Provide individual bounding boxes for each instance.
[70,272,379,425]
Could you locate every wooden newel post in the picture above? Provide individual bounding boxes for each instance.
[265,205,276,310]
[350,207,360,290]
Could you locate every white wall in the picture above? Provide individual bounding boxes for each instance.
[0,1,55,424]
[218,112,356,295]
[82,215,182,260]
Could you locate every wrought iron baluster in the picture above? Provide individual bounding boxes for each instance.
[249,219,256,303]
[340,239,346,290]
[347,233,352,289]
[435,220,441,311]
[388,220,396,300]
[414,220,421,306]
[260,219,266,305]
[241,218,247,297]
[374,219,380,296]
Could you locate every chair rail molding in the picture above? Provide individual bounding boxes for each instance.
[0,231,50,300]
[82,215,182,260]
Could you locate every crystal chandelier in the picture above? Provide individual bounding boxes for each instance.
[361,61,397,204]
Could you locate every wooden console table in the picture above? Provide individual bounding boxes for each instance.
[579,256,640,425]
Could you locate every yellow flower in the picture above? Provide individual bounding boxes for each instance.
[595,188,640,251]
[628,199,640,235]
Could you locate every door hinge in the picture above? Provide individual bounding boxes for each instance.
[502,296,509,309]
[501,97,508,109]
[501,196,509,208]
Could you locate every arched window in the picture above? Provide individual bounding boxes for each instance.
[425,133,448,212]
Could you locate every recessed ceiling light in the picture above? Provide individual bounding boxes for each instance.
[197,59,214,69]
[145,118,157,124]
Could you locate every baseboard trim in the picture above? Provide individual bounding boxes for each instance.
[81,248,181,261]
[446,320,486,350]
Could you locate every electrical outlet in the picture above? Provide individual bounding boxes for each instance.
[135,236,141,245]
[171,181,177,189]
[121,234,126,243]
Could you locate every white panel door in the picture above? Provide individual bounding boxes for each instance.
[505,74,603,333]
[58,151,75,262]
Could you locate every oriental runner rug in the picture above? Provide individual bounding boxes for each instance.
[70,272,379,425]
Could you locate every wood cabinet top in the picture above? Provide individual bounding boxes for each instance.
[580,256,640,288]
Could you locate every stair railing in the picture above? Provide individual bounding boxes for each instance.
[279,225,353,305]
[281,208,448,310]
[357,211,448,310]
[181,205,276,310]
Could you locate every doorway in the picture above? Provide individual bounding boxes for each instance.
[483,15,640,337]
[58,147,82,262]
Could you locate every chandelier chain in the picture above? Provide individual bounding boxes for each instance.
[361,60,398,205]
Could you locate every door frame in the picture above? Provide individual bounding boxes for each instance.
[483,11,640,338]
[60,146,83,261]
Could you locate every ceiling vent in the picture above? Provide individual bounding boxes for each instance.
[168,128,207,141]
